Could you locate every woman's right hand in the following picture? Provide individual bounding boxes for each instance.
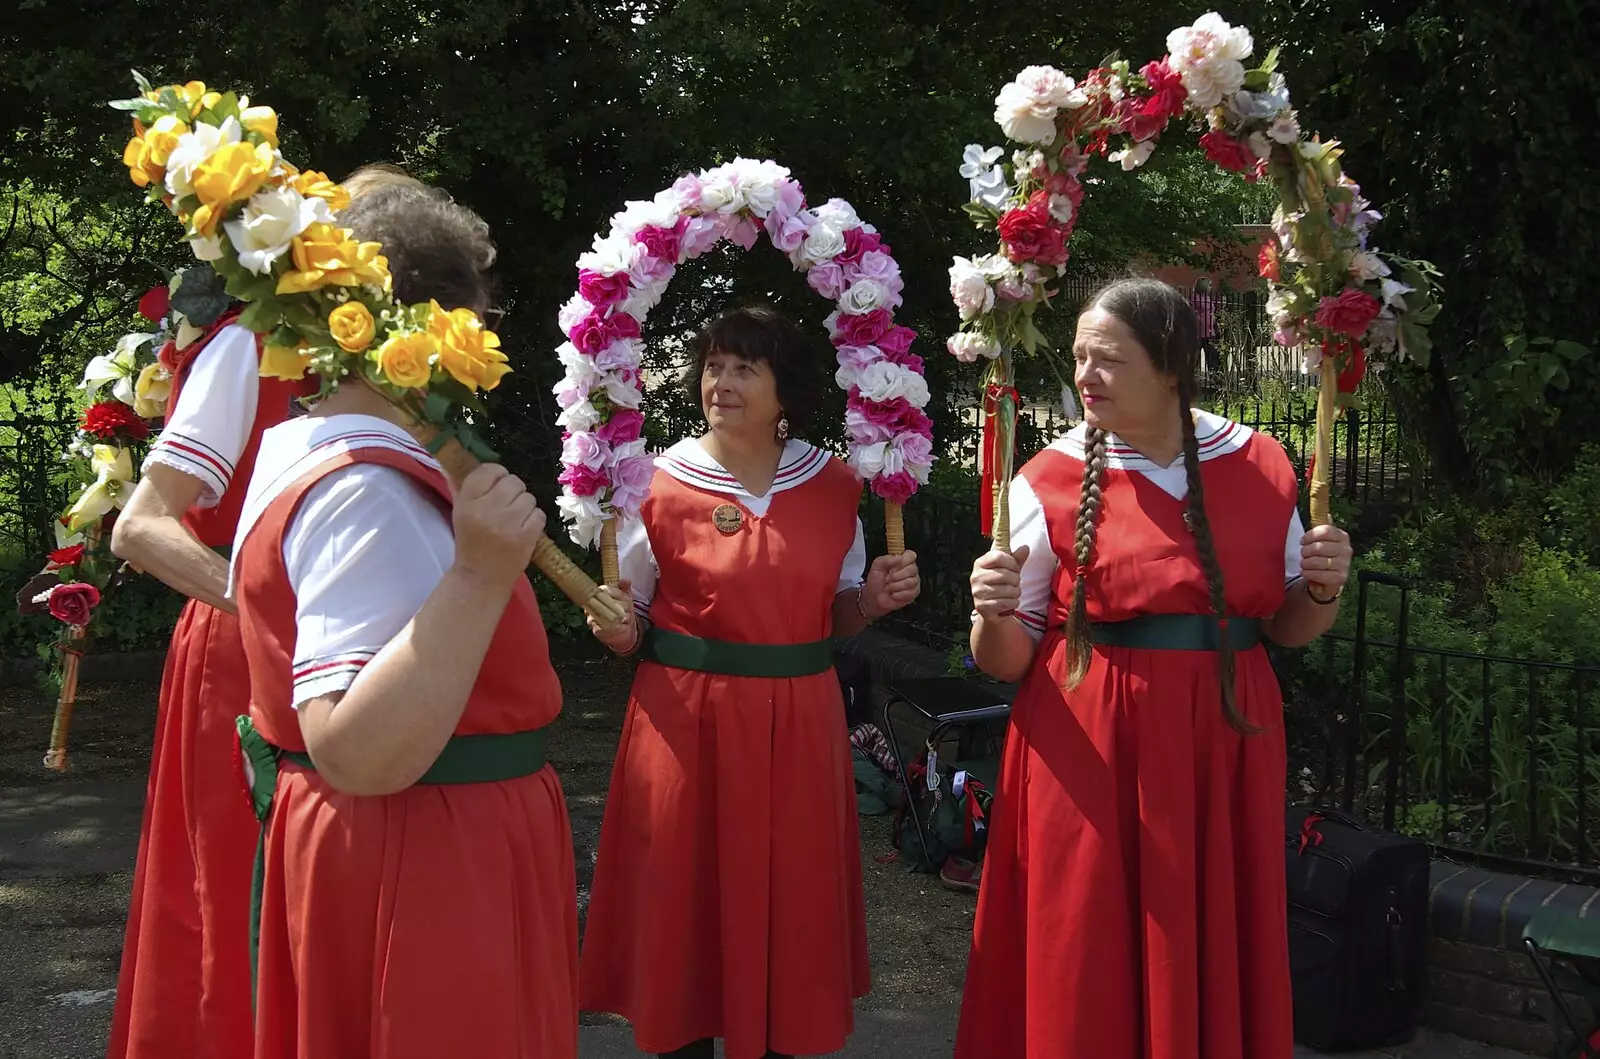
[971,545,1029,621]
[451,464,545,587]
[587,584,640,653]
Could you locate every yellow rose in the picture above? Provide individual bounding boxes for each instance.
[260,342,312,382]
[132,363,172,418]
[142,115,188,168]
[328,302,376,353]
[291,170,352,213]
[277,223,390,295]
[122,136,162,189]
[373,332,436,389]
[189,141,278,236]
[428,302,510,392]
[241,105,279,148]
[177,81,208,116]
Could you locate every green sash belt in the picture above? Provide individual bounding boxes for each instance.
[640,628,834,678]
[212,544,231,560]
[234,717,548,1001]
[1090,614,1262,651]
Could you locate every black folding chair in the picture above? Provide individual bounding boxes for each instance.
[1523,907,1600,1058]
[880,676,1013,869]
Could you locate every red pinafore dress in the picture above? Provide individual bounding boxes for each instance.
[108,316,313,1059]
[955,430,1300,1059]
[234,443,578,1059]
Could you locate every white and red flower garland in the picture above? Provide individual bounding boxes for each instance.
[556,158,934,547]
[947,11,1441,383]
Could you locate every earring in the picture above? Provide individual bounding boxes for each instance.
[777,416,790,441]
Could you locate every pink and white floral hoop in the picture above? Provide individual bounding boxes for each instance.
[555,158,934,570]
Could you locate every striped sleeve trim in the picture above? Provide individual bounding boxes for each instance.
[290,650,376,707]
[969,608,1048,643]
[145,432,233,500]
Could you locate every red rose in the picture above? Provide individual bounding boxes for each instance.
[1140,58,1188,119]
[138,285,170,323]
[48,544,86,570]
[1200,130,1259,176]
[81,401,150,442]
[1258,240,1282,281]
[1315,288,1383,338]
[998,191,1069,266]
[1119,100,1169,144]
[47,582,101,627]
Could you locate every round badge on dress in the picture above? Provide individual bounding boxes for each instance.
[712,504,744,535]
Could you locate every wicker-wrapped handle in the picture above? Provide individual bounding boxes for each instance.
[600,519,620,586]
[43,633,86,773]
[884,502,905,556]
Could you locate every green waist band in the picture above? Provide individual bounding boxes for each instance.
[279,728,549,785]
[641,628,834,678]
[1091,614,1262,652]
[212,544,232,560]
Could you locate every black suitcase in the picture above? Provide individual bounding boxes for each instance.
[1285,806,1430,1052]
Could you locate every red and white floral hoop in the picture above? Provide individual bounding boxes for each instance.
[555,158,934,571]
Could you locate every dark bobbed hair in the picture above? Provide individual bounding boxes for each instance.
[336,182,496,314]
[687,306,826,431]
[1063,276,1257,735]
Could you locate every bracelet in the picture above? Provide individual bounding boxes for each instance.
[1307,583,1342,606]
[855,586,873,621]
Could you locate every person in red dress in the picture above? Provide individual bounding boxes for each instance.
[956,277,1353,1059]
[230,180,577,1059]
[105,274,315,1059]
[579,307,922,1059]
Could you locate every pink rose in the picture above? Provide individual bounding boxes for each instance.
[554,376,590,409]
[772,178,804,217]
[635,219,685,264]
[877,325,917,357]
[558,463,611,497]
[765,207,812,254]
[47,582,100,627]
[671,174,704,210]
[568,312,610,354]
[680,216,724,258]
[1200,130,1260,179]
[561,431,610,471]
[1315,288,1383,338]
[596,408,646,446]
[609,453,655,514]
[872,470,918,504]
[728,216,761,250]
[578,269,631,310]
[807,261,848,300]
[884,350,924,372]
[831,308,893,347]
[594,339,641,373]
[847,394,931,443]
[845,250,903,296]
[838,227,888,266]
[835,344,883,374]
[895,431,934,468]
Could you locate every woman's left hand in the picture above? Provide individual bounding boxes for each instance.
[862,550,920,619]
[1300,524,1353,599]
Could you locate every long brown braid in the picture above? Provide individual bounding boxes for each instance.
[1062,426,1109,687]
[1062,277,1252,734]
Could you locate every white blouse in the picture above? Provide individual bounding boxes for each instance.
[619,438,868,623]
[144,325,262,506]
[999,411,1306,642]
[232,415,454,708]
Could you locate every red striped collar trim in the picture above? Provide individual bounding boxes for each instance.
[658,439,830,497]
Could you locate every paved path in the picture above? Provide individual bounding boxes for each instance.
[0,779,1536,1059]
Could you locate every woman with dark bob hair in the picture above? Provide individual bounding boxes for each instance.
[579,306,922,1059]
[231,178,577,1058]
[956,277,1352,1059]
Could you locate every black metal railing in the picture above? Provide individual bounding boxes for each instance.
[0,417,79,566]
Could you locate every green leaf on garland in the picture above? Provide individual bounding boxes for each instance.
[170,265,232,326]
[457,425,500,464]
[237,299,282,334]
[423,391,453,424]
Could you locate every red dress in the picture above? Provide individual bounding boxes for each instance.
[108,320,312,1059]
[234,438,577,1059]
[956,424,1300,1059]
[579,451,871,1059]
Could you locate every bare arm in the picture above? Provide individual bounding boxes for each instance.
[1264,523,1352,649]
[832,550,920,638]
[110,463,233,613]
[969,546,1040,684]
[1263,580,1340,647]
[295,464,544,797]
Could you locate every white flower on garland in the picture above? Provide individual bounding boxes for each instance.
[576,234,639,277]
[558,492,606,550]
[82,332,152,405]
[557,397,602,432]
[840,278,897,315]
[1268,111,1302,144]
[960,145,1013,210]
[1349,250,1391,282]
[225,185,328,275]
[994,66,1083,145]
[608,190,682,238]
[949,257,996,322]
[856,361,930,406]
[947,332,1002,363]
[800,221,847,268]
[164,117,242,199]
[1108,139,1157,172]
[1166,13,1254,111]
[189,233,226,261]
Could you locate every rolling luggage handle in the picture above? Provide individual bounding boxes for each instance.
[1343,570,1413,829]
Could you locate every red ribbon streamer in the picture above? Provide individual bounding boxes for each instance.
[1298,812,1326,854]
[980,384,1019,536]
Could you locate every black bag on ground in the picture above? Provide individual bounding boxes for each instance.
[1284,807,1430,1053]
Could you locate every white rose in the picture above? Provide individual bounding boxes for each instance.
[557,398,602,432]
[576,234,639,277]
[949,257,995,322]
[728,157,787,216]
[841,278,893,315]
[976,253,1014,280]
[603,372,644,409]
[559,294,595,334]
[697,166,744,214]
[618,275,671,319]
[224,186,325,275]
[1380,277,1415,309]
[994,66,1077,145]
[1166,13,1254,110]
[556,341,602,387]
[164,117,242,199]
[811,198,860,232]
[849,441,901,480]
[609,191,681,237]
[1350,250,1391,282]
[1108,139,1156,172]
[559,493,607,549]
[947,332,1001,363]
[1246,131,1274,162]
[1266,288,1296,318]
[856,361,930,406]
[801,222,847,266]
[188,233,226,262]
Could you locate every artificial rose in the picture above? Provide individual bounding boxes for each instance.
[163,117,242,200]
[557,462,610,497]
[1165,12,1253,111]
[850,441,900,480]
[373,332,436,389]
[189,233,226,262]
[561,431,611,472]
[997,191,1068,266]
[727,217,761,250]
[260,341,311,382]
[1140,57,1189,118]
[596,408,646,446]
[122,136,164,189]
[142,115,188,169]
[137,285,170,323]
[838,228,887,266]
[1315,288,1383,338]
[291,170,352,212]
[766,208,812,255]
[48,544,86,570]
[276,223,390,294]
[847,395,932,443]
[872,470,919,505]
[680,216,724,259]
[47,582,102,628]
[558,397,601,433]
[602,368,644,408]
[81,401,150,442]
[896,431,935,474]
[558,491,607,548]
[224,184,325,274]
[576,234,639,278]
[569,310,641,356]
[559,295,595,336]
[190,140,278,236]
[329,301,377,353]
[801,222,847,266]
[949,257,995,322]
[828,308,893,348]
[1199,130,1259,176]
[608,452,655,515]
[240,105,279,147]
[635,221,685,264]
[841,278,898,315]
[948,333,1002,363]
[807,261,848,301]
[878,325,917,358]
[855,361,931,406]
[593,337,642,374]
[1258,239,1282,281]
[579,268,632,310]
[609,191,681,238]
[994,66,1080,145]
[131,362,171,419]
[429,303,510,391]
[847,250,904,298]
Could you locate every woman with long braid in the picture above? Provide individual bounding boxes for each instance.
[955,277,1352,1059]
